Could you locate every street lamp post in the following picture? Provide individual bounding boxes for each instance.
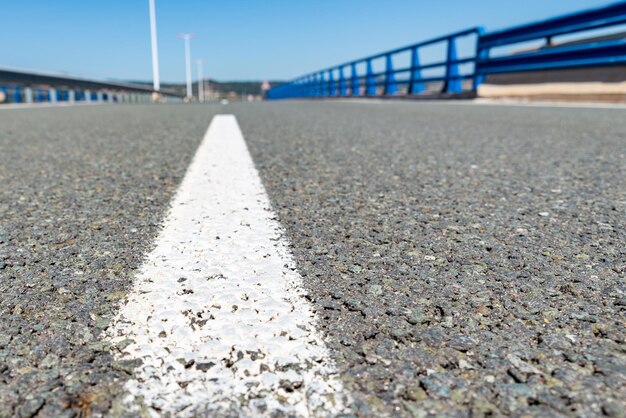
[148,0,160,92]
[178,33,195,101]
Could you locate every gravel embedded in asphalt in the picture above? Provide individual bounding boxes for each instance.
[0,104,216,417]
[233,101,626,417]
[1,101,624,417]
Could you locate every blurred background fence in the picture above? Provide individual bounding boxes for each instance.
[0,67,182,104]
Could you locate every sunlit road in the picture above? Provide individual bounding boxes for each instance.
[1,102,624,417]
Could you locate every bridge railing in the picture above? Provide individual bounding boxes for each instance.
[0,85,154,104]
[268,0,626,100]
[268,28,481,100]
[0,67,184,104]
[475,1,626,79]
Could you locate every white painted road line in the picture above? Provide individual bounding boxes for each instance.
[108,115,349,416]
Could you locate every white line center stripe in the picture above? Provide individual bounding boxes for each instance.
[108,115,349,416]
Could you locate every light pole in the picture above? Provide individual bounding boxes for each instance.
[148,0,160,92]
[196,59,205,103]
[178,33,195,100]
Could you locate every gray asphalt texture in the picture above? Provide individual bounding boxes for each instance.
[0,101,624,418]
[0,105,215,417]
[235,101,626,418]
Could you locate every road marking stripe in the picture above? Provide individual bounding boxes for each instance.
[108,115,348,416]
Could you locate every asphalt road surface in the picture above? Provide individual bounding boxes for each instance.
[0,102,624,417]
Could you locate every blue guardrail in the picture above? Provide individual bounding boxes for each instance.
[268,1,626,100]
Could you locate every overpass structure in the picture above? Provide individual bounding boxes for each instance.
[0,66,183,104]
[268,1,626,99]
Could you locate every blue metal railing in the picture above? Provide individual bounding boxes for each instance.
[268,1,626,100]
[475,1,626,79]
[268,28,480,100]
[0,67,186,104]
[0,84,153,104]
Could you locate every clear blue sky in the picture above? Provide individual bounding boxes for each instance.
[0,0,613,82]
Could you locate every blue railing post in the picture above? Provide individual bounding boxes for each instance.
[329,70,336,96]
[14,86,21,103]
[320,71,327,96]
[339,67,348,96]
[311,73,318,97]
[351,62,360,96]
[315,73,324,97]
[473,27,487,92]
[444,36,462,93]
[384,54,398,95]
[365,59,376,96]
[409,47,425,94]
[309,75,315,97]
